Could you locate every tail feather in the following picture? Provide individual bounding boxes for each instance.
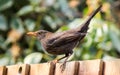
[79,5,102,32]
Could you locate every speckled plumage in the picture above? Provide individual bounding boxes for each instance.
[27,5,102,70]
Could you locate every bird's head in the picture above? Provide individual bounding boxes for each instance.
[27,30,49,40]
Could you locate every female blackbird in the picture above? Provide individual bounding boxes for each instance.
[27,5,102,69]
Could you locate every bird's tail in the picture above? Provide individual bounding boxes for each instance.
[78,5,102,32]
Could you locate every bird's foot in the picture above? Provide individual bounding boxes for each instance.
[52,59,58,64]
[60,61,67,72]
[48,59,58,64]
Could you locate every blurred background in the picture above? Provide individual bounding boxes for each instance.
[0,0,120,65]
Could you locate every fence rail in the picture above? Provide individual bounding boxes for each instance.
[0,59,120,75]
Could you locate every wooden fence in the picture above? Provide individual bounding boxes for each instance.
[0,59,120,75]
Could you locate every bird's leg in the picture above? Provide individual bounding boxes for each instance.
[57,55,68,61]
[53,52,72,62]
[51,55,68,64]
[49,54,67,64]
[80,32,87,35]
[60,53,72,72]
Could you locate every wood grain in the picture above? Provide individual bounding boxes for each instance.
[6,64,30,75]
[78,59,103,75]
[1,59,120,75]
[0,66,6,75]
[103,59,120,75]
[55,61,79,75]
[30,62,55,75]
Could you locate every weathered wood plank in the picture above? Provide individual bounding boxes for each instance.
[103,59,120,75]
[30,62,55,75]
[55,61,79,75]
[0,66,6,75]
[78,59,103,75]
[1,59,120,75]
[6,64,29,75]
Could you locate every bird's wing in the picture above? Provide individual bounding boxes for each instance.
[47,32,85,47]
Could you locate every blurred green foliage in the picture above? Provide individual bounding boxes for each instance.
[0,0,120,65]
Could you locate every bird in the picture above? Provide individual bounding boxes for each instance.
[27,5,102,71]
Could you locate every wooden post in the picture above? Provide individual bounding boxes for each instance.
[29,62,55,75]
[78,59,103,75]
[6,64,30,75]
[1,59,120,75]
[103,59,120,75]
[0,66,6,75]
[55,61,79,75]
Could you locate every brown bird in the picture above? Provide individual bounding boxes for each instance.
[27,5,102,69]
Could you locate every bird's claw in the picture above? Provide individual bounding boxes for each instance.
[52,59,58,64]
[60,62,66,72]
[47,59,58,64]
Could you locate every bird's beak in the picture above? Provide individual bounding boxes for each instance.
[26,32,37,37]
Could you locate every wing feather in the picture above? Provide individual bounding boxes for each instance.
[47,32,81,47]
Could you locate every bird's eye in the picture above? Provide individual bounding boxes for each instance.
[38,32,41,35]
